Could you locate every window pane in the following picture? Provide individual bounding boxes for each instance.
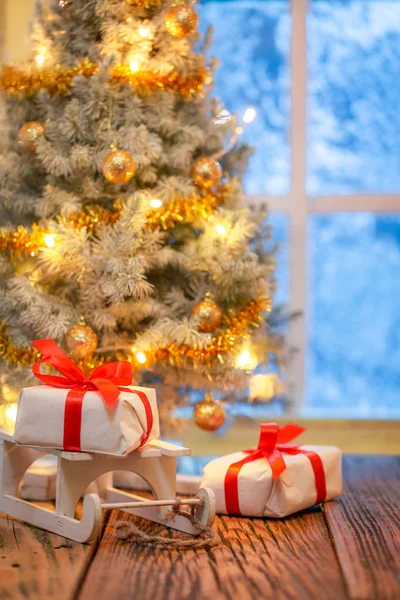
[198,1,291,195]
[307,212,400,417]
[267,212,289,307]
[307,0,400,196]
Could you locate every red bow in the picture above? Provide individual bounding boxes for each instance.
[32,339,153,452]
[224,422,327,515]
[33,339,133,409]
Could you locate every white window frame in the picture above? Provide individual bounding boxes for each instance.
[250,0,400,408]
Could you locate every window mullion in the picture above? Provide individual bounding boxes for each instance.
[309,195,400,213]
[289,0,308,407]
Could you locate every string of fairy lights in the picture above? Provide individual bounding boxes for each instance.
[0,61,209,99]
[0,0,276,430]
[0,184,232,256]
[0,296,270,371]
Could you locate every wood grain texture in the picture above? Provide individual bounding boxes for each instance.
[1,455,399,600]
[324,455,400,600]
[78,506,346,600]
[0,504,92,600]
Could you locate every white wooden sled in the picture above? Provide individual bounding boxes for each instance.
[0,431,215,544]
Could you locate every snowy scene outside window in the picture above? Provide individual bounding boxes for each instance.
[198,0,291,196]
[199,0,400,418]
[308,0,400,196]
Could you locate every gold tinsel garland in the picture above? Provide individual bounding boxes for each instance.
[0,297,270,371]
[0,185,230,255]
[56,203,122,233]
[0,61,209,98]
[0,326,41,367]
[0,224,49,257]
[0,61,98,96]
[111,64,209,98]
[126,0,161,7]
[152,296,271,368]
[145,184,231,230]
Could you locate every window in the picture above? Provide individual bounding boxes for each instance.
[3,0,399,425]
[199,0,400,418]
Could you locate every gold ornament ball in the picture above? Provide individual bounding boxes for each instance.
[194,396,225,432]
[191,298,223,333]
[18,121,45,152]
[192,157,222,190]
[102,149,136,184]
[65,322,98,360]
[165,4,198,38]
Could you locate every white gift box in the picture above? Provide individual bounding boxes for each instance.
[20,455,57,501]
[14,385,159,456]
[201,445,342,518]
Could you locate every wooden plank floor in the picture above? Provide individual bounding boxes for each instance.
[0,456,399,600]
[0,503,92,600]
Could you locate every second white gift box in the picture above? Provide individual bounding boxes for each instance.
[13,339,159,456]
[201,423,342,518]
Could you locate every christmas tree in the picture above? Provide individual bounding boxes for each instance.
[0,0,283,431]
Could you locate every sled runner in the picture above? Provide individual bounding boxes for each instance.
[0,431,215,543]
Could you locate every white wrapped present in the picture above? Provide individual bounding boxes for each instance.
[20,455,57,501]
[14,384,159,456]
[200,423,342,518]
[14,339,159,456]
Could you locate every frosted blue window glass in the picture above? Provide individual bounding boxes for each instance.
[198,1,291,195]
[307,213,400,417]
[266,212,289,307]
[308,0,400,196]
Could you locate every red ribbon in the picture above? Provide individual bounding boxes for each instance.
[224,422,327,515]
[32,339,154,452]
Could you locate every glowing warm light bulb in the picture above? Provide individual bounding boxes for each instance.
[215,224,227,236]
[236,347,258,371]
[150,198,163,209]
[35,54,45,67]
[138,26,150,38]
[5,403,18,425]
[44,233,56,248]
[243,107,256,124]
[236,349,251,368]
[2,384,13,400]
[129,59,140,73]
[136,351,147,364]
